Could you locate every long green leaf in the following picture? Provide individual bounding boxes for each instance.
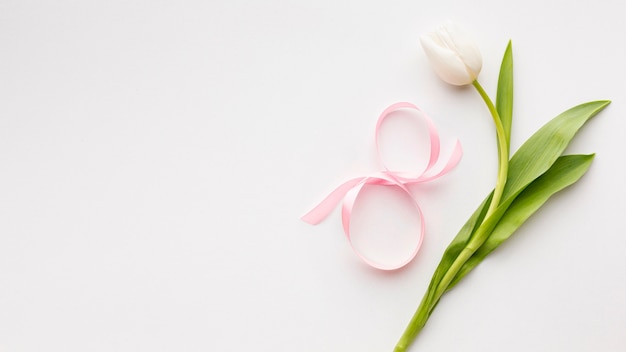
[447,153,595,289]
[423,193,492,310]
[420,100,608,311]
[496,41,514,148]
[459,101,608,249]
[451,100,608,282]
[502,100,609,200]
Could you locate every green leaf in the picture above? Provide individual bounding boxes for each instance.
[502,100,609,201]
[468,101,609,245]
[447,154,595,289]
[447,100,609,286]
[423,193,492,312]
[496,41,514,149]
[421,100,609,309]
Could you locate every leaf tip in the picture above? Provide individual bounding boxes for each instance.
[583,100,611,115]
[595,100,611,107]
[503,40,513,55]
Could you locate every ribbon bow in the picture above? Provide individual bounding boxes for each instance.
[301,102,462,270]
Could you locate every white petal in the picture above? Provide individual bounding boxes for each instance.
[420,34,473,85]
[442,21,482,77]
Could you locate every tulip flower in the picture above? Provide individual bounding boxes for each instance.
[422,21,508,222]
[393,22,610,352]
[420,21,483,86]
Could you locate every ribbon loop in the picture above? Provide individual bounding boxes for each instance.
[302,103,462,270]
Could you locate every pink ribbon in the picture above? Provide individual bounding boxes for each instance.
[301,102,462,270]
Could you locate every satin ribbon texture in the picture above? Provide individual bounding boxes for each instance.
[301,102,463,270]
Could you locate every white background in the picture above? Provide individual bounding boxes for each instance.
[1,1,625,351]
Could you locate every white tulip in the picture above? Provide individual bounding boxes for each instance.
[420,21,482,86]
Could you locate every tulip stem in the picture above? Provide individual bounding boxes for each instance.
[393,80,511,352]
[472,80,509,216]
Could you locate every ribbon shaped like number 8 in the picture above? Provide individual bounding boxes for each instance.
[301,102,463,270]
